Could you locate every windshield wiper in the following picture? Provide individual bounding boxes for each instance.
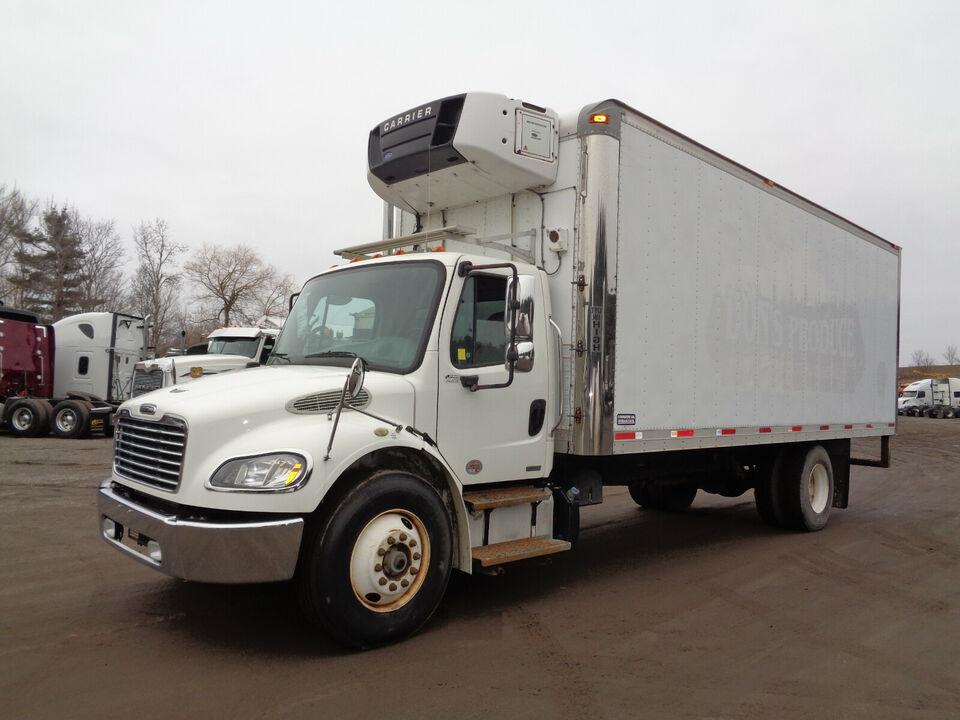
[303,350,359,360]
[268,352,291,364]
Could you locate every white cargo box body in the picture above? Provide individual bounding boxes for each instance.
[603,110,900,453]
[375,94,900,457]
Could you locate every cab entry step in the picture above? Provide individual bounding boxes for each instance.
[463,486,550,511]
[471,537,571,567]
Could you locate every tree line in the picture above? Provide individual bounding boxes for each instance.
[0,184,295,352]
[909,347,960,369]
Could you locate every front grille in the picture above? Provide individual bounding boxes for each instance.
[113,416,186,492]
[131,369,164,397]
[287,388,370,414]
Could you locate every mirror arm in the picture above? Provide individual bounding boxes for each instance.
[323,377,351,461]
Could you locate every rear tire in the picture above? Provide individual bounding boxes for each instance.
[5,398,49,437]
[775,445,834,532]
[629,483,698,512]
[297,471,453,649]
[51,400,91,438]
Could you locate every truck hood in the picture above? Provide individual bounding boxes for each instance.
[121,364,416,427]
[137,354,255,379]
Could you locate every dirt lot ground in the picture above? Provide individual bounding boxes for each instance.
[1,418,958,719]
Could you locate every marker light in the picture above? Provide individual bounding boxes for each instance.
[589,113,610,124]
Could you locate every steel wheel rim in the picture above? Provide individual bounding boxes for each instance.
[57,409,77,433]
[808,463,830,514]
[350,508,430,613]
[11,407,34,431]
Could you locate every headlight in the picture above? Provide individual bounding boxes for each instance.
[209,452,310,492]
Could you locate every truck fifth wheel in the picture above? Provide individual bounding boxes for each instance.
[97,92,900,648]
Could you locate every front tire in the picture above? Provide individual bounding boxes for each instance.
[297,471,453,649]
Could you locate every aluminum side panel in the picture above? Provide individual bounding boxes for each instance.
[614,121,899,435]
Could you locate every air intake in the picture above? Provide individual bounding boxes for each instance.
[286,388,371,415]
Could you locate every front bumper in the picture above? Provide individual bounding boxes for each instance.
[97,481,304,583]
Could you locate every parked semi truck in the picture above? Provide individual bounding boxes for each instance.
[898,377,960,417]
[98,92,900,647]
[2,308,147,437]
[130,324,279,397]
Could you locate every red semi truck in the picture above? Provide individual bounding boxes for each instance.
[0,305,147,438]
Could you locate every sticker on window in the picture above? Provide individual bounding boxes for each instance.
[457,348,467,361]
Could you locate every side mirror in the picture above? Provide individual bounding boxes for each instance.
[288,292,300,311]
[505,275,535,340]
[346,357,366,399]
[512,340,535,372]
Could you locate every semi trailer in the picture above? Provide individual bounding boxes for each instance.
[2,309,147,437]
[98,92,900,648]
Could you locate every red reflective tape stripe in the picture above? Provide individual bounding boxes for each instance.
[615,432,636,441]
[888,422,895,427]
[758,427,772,433]
[791,426,803,432]
[866,423,874,428]
[819,425,830,430]
[844,424,853,429]
[675,429,695,438]
[720,428,736,435]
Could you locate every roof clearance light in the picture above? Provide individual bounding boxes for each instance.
[590,113,609,124]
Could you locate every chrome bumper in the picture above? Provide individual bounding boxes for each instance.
[97,481,304,583]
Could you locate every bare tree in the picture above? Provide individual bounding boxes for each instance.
[910,349,936,368]
[73,212,128,312]
[131,219,185,348]
[185,243,292,326]
[0,184,38,305]
[944,345,960,365]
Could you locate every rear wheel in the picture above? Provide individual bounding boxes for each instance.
[775,445,834,532]
[297,471,453,649]
[51,399,91,438]
[629,483,698,512]
[5,398,49,437]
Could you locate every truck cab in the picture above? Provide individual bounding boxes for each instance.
[131,325,279,397]
[898,377,960,417]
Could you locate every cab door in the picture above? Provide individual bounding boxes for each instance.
[435,265,551,485]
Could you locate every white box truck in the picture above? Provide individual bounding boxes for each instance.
[98,92,900,647]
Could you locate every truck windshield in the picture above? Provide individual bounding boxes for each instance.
[901,391,917,398]
[269,260,445,373]
[207,337,260,358]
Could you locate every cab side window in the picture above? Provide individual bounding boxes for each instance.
[450,275,507,368]
[260,337,275,364]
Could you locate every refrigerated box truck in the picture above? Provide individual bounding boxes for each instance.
[98,92,900,647]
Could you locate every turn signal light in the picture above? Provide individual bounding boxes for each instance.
[589,113,610,124]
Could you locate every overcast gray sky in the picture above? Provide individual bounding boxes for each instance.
[1,0,957,363]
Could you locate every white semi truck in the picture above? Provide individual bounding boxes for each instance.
[130,325,279,397]
[898,377,960,417]
[98,92,900,648]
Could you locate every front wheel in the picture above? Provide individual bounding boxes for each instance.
[297,471,453,649]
